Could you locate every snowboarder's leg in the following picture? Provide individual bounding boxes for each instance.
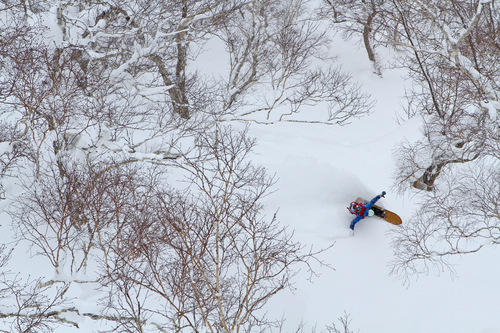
[371,206,385,218]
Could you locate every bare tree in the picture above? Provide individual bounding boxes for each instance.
[388,0,498,191]
[51,0,248,120]
[367,0,500,190]
[321,0,389,74]
[10,157,143,274]
[390,159,500,283]
[323,312,358,333]
[7,125,329,331]
[389,1,499,279]
[0,2,39,187]
[2,0,375,189]
[0,276,75,333]
[0,245,79,332]
[100,126,326,332]
[221,0,374,124]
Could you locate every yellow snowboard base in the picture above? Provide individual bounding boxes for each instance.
[355,198,402,225]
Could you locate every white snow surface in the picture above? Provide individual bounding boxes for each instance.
[242,43,500,332]
[249,119,500,333]
[1,19,499,333]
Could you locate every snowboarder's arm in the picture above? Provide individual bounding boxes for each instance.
[365,195,381,209]
[350,215,363,230]
[365,192,385,210]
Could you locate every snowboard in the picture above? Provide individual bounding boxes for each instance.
[355,198,402,225]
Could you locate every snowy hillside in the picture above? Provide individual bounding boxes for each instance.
[247,53,500,332]
[1,0,499,332]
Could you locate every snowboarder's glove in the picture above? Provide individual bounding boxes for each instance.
[381,191,386,197]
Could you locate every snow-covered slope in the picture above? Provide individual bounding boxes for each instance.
[1,5,499,332]
[245,42,500,332]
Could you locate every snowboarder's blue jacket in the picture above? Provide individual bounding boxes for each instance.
[349,194,383,230]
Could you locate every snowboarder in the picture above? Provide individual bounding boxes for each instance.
[348,191,386,230]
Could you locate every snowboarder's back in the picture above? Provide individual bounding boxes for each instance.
[348,191,386,230]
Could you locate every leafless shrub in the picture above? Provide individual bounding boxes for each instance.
[0,121,33,180]
[390,159,500,283]
[321,0,388,74]
[10,157,144,274]
[288,312,358,333]
[0,273,74,333]
[220,0,374,124]
[323,312,358,333]
[100,126,328,332]
[0,246,75,332]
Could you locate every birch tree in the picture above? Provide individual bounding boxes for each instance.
[222,0,374,124]
[322,0,389,74]
[391,0,499,279]
[100,126,324,332]
[388,1,500,274]
[326,0,499,189]
[390,160,500,283]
